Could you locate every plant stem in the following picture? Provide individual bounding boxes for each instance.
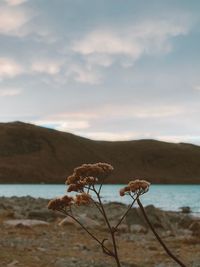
[137,198,187,267]
[114,198,137,230]
[93,187,121,267]
[59,209,113,257]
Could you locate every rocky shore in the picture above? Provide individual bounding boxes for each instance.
[0,196,200,267]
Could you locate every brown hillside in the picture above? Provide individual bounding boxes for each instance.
[0,121,200,184]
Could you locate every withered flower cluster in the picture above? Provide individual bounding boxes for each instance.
[75,192,91,205]
[66,162,114,193]
[47,195,74,210]
[119,179,150,197]
[48,193,92,210]
[48,163,113,211]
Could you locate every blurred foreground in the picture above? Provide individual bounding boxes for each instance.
[0,197,200,267]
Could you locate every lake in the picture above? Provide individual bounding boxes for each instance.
[0,184,200,214]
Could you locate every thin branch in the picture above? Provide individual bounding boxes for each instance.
[58,209,114,257]
[91,198,104,216]
[84,185,104,216]
[114,198,137,230]
[137,198,187,267]
[98,183,103,194]
[93,187,121,267]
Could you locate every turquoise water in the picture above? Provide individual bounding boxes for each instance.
[0,184,200,213]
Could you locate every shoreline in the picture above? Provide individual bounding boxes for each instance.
[0,196,200,266]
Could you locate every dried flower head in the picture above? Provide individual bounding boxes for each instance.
[75,193,92,205]
[65,174,79,185]
[119,179,150,197]
[61,195,74,205]
[47,195,74,210]
[67,183,84,192]
[119,186,130,196]
[74,162,114,178]
[81,176,98,185]
[129,179,150,193]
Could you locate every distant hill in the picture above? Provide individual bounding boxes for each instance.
[0,121,200,184]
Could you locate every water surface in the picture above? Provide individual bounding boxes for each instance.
[0,184,199,213]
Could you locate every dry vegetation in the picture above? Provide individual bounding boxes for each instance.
[48,163,187,267]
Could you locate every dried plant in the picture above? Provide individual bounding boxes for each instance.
[48,162,186,267]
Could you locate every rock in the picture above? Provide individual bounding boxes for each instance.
[54,258,78,267]
[178,215,194,229]
[177,229,193,237]
[126,205,173,232]
[126,208,145,228]
[180,206,191,214]
[117,223,129,233]
[3,219,49,227]
[58,216,77,227]
[145,205,172,230]
[7,260,19,267]
[189,221,200,235]
[130,224,148,234]
[37,247,47,252]
[59,214,100,228]
[28,209,60,221]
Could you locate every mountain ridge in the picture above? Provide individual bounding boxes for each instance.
[0,121,200,184]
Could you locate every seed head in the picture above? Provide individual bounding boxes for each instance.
[67,183,84,192]
[74,162,113,178]
[75,193,92,205]
[81,176,98,185]
[119,186,130,196]
[119,179,150,197]
[65,174,79,185]
[47,195,74,210]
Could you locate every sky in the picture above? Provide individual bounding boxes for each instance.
[0,0,200,145]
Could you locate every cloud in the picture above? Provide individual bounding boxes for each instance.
[35,119,90,131]
[72,30,142,59]
[65,64,101,84]
[5,0,28,6]
[76,131,137,141]
[86,54,113,67]
[0,87,21,96]
[31,60,62,75]
[0,6,31,35]
[71,19,189,67]
[0,57,24,79]
[156,134,200,145]
[194,85,200,91]
[77,104,185,120]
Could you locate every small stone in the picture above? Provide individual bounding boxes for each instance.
[117,223,129,233]
[4,219,49,227]
[180,206,191,214]
[59,214,100,228]
[130,224,148,234]
[189,221,200,234]
[37,247,47,252]
[7,260,19,267]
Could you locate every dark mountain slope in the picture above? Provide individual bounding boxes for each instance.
[0,121,200,184]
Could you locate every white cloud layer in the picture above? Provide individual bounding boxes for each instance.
[0,6,31,35]
[31,60,62,75]
[5,0,28,6]
[35,120,90,131]
[65,64,101,84]
[72,19,189,67]
[0,57,24,79]
[0,87,21,96]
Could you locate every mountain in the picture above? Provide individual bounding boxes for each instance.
[0,121,200,184]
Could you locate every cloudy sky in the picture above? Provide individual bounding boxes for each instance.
[0,0,200,144]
